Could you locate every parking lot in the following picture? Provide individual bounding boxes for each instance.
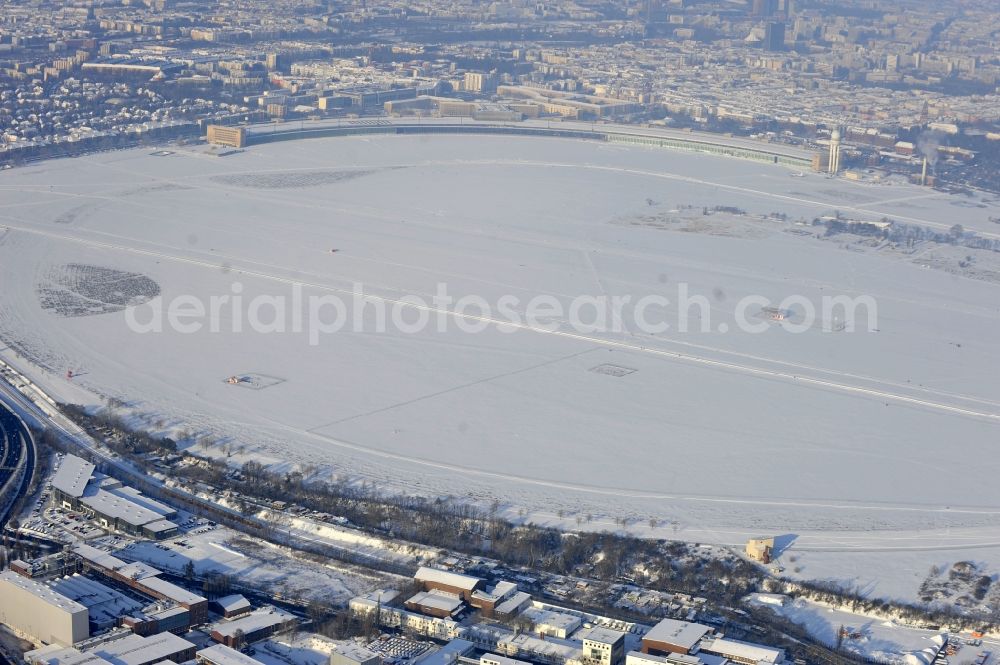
[17,475,105,542]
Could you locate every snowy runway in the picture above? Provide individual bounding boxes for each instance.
[1,134,1000,599]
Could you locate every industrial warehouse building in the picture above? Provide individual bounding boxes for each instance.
[121,604,191,636]
[51,456,178,540]
[405,590,465,618]
[641,619,711,656]
[0,570,90,646]
[26,632,196,665]
[493,591,532,619]
[48,574,144,633]
[73,543,207,625]
[626,651,706,665]
[208,607,297,648]
[414,639,476,665]
[330,643,381,665]
[210,594,252,619]
[470,580,519,615]
[698,638,784,665]
[90,631,197,665]
[197,644,267,665]
[414,566,485,601]
[482,655,531,665]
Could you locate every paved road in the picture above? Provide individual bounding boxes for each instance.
[0,398,33,528]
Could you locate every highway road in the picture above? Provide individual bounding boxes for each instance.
[0,397,34,528]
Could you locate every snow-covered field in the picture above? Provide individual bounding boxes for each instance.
[1,134,999,602]
[114,522,397,604]
[748,593,952,664]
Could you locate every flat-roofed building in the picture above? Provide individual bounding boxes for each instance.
[415,639,475,665]
[463,72,494,93]
[51,456,178,540]
[25,645,113,665]
[0,570,89,646]
[26,634,196,665]
[521,607,582,639]
[206,125,247,148]
[627,651,703,665]
[496,633,581,665]
[437,99,477,117]
[330,643,381,665]
[698,638,784,665]
[641,620,711,656]
[71,544,207,625]
[90,632,196,665]
[74,544,132,575]
[48,575,144,633]
[494,592,532,620]
[482,654,530,665]
[470,581,518,615]
[198,644,267,665]
[415,567,484,602]
[406,590,464,619]
[121,604,190,636]
[208,606,297,648]
[350,594,464,642]
[579,627,626,665]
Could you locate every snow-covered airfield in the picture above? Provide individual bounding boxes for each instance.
[2,129,1000,601]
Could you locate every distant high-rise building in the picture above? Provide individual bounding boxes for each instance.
[463,71,496,93]
[764,21,785,51]
[206,125,247,148]
[752,0,776,17]
[266,52,289,73]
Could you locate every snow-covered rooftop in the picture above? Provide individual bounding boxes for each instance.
[415,566,482,591]
[0,570,87,615]
[51,455,96,498]
[643,619,710,651]
[700,638,784,665]
[197,644,265,665]
[91,632,195,665]
[209,606,295,639]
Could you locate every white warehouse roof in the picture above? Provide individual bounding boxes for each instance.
[139,575,206,606]
[25,645,113,665]
[700,638,784,665]
[197,645,265,665]
[51,455,96,498]
[0,570,87,614]
[643,619,711,651]
[212,594,251,614]
[209,606,295,639]
[415,566,482,591]
[91,632,195,665]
